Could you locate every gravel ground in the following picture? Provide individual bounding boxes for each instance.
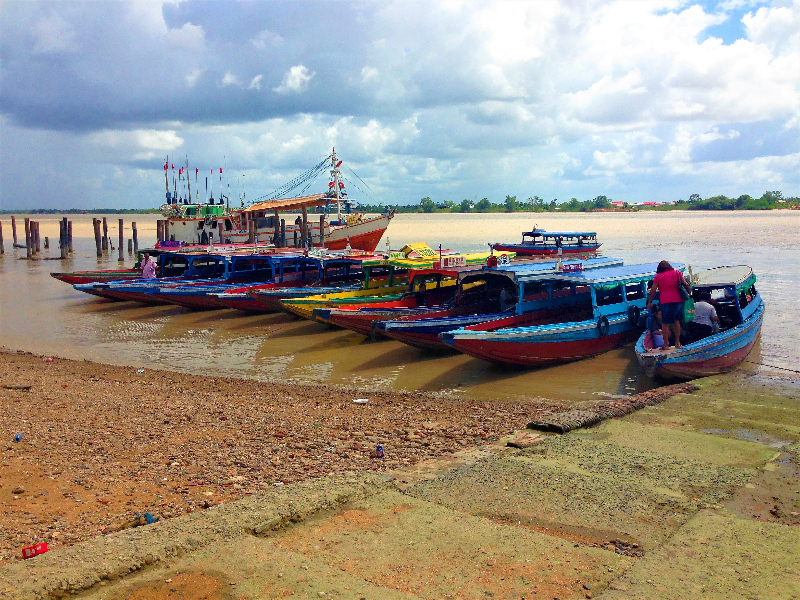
[0,350,559,565]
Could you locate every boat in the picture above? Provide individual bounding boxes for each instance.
[375,257,623,350]
[491,228,601,255]
[51,249,170,285]
[158,253,378,311]
[440,262,679,365]
[73,251,279,304]
[280,247,500,322]
[635,265,763,379]
[159,149,394,252]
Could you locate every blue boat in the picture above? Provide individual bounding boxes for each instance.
[375,256,623,350]
[635,265,764,379]
[440,262,682,365]
[491,229,601,256]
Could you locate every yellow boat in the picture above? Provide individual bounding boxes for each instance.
[281,243,509,321]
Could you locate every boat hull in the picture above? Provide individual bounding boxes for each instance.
[636,302,764,379]
[52,271,141,285]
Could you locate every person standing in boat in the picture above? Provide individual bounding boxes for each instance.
[646,260,690,350]
[140,252,157,279]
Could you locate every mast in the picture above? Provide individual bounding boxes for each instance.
[165,155,170,203]
[330,148,342,223]
[185,157,191,205]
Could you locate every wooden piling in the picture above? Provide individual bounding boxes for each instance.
[59,220,67,259]
[319,214,325,247]
[11,216,17,245]
[24,218,31,259]
[248,219,255,244]
[93,218,102,257]
[32,221,40,254]
[164,219,170,242]
[44,236,49,250]
[65,218,72,252]
[102,218,108,250]
[132,222,138,252]
[274,210,280,247]
[156,220,164,243]
[301,206,309,249]
[280,219,286,247]
[128,239,133,253]
[118,218,124,262]
[0,221,4,254]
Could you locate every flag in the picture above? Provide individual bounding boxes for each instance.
[171,164,174,169]
[328,182,335,188]
[164,163,168,171]
[196,168,198,175]
[220,168,223,173]
[335,160,342,167]
[338,182,345,188]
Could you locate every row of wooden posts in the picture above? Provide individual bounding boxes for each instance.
[0,216,138,260]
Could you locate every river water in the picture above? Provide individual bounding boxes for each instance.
[0,211,797,404]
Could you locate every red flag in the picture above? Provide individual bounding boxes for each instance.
[171,164,174,169]
[338,182,345,188]
[196,168,198,175]
[335,160,342,168]
[164,163,168,171]
[219,168,223,174]
[211,168,213,174]
[328,182,335,188]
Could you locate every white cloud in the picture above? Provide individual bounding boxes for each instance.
[251,28,284,50]
[273,65,315,94]
[185,68,204,88]
[32,13,79,55]
[743,2,800,55]
[89,129,184,151]
[361,66,379,82]
[249,74,263,90]
[222,72,241,87]
[166,22,205,51]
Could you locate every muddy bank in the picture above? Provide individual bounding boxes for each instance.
[0,349,559,565]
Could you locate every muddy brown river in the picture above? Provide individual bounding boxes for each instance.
[0,210,797,402]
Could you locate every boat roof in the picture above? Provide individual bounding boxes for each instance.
[547,262,685,285]
[538,231,597,237]
[243,193,329,213]
[691,265,754,288]
[458,256,623,284]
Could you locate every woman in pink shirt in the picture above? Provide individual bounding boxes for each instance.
[140,252,157,279]
[646,260,690,350]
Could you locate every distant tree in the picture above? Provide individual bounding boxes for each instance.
[592,195,610,209]
[549,199,557,210]
[475,198,492,212]
[420,197,436,213]
[459,199,473,213]
[504,195,517,212]
[526,196,545,211]
[689,193,702,203]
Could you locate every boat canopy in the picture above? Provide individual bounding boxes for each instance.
[540,231,597,238]
[691,265,755,292]
[243,194,329,213]
[547,262,686,290]
[458,256,623,287]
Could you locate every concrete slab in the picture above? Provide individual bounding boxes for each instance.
[403,436,753,550]
[574,420,780,467]
[599,510,800,599]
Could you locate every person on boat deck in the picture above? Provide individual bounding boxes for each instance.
[690,291,718,341]
[646,260,690,350]
[140,253,157,279]
[648,304,665,349]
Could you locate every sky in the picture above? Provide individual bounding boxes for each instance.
[0,0,798,210]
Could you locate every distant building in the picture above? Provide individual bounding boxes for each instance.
[610,200,626,208]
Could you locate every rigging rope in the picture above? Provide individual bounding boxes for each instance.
[742,359,800,374]
[250,154,331,205]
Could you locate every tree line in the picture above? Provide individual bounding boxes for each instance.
[356,191,798,213]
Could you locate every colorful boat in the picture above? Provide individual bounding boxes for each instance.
[51,249,169,285]
[160,149,394,252]
[441,262,678,365]
[491,229,600,255]
[157,254,376,311]
[635,266,763,379]
[376,257,623,350]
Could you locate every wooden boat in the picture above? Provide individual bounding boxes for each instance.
[376,257,623,350]
[160,149,394,252]
[51,249,169,285]
[635,266,764,379]
[73,251,276,304]
[441,262,677,365]
[281,248,499,322]
[491,229,600,255]
[157,254,375,311]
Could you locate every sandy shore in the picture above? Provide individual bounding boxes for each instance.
[0,349,559,566]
